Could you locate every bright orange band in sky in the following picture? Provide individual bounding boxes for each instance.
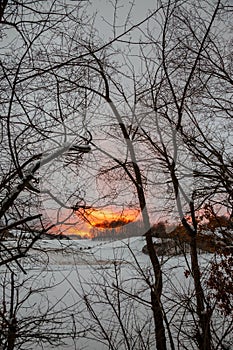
[51,207,140,238]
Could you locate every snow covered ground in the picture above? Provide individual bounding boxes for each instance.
[0,237,232,350]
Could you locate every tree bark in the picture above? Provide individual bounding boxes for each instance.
[190,235,212,350]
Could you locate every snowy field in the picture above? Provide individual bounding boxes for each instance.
[0,237,232,350]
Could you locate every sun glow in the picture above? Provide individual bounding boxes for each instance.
[78,207,140,228]
[51,207,140,239]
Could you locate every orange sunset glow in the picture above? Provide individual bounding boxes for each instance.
[52,207,140,239]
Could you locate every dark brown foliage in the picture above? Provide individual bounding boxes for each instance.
[206,251,233,316]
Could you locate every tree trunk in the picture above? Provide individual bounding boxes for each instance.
[108,97,167,350]
[7,318,17,350]
[190,235,212,350]
[146,230,167,350]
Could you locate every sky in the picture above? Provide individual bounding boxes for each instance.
[3,0,229,236]
[38,0,196,236]
[89,0,158,39]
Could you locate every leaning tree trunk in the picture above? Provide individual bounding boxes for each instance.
[190,235,212,350]
[109,99,167,350]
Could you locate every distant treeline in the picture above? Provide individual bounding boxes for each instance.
[90,220,144,240]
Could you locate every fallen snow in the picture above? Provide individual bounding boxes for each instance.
[0,237,232,350]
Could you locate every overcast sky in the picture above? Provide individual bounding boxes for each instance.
[88,0,158,39]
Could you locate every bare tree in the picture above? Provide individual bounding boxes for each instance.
[1,0,232,349]
[64,1,232,349]
[0,1,94,348]
[0,252,90,350]
[0,0,94,267]
[134,1,232,348]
